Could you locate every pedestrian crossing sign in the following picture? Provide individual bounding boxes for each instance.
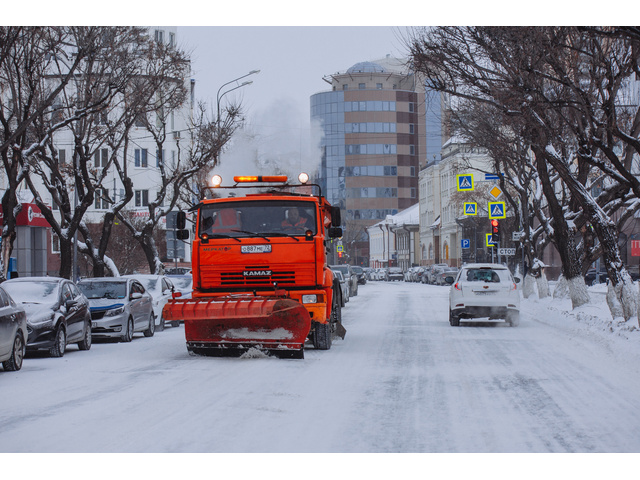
[488,201,506,219]
[463,202,477,215]
[486,233,497,247]
[457,174,474,191]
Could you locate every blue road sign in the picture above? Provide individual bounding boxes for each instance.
[485,173,500,180]
[457,174,474,191]
[463,202,477,215]
[461,239,470,249]
[488,201,506,219]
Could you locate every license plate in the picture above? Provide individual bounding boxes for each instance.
[241,245,272,254]
[474,291,497,295]
[92,322,98,328]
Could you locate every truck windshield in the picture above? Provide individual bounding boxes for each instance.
[199,200,317,238]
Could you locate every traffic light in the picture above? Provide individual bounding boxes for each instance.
[491,219,500,242]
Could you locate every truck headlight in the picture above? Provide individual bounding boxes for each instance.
[301,294,318,304]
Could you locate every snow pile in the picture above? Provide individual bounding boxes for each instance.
[524,282,640,366]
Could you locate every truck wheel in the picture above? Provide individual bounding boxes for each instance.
[313,321,332,350]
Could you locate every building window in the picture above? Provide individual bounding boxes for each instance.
[376,83,383,89]
[358,83,366,90]
[154,29,164,44]
[135,189,149,207]
[409,102,415,113]
[134,112,146,127]
[134,148,148,168]
[94,148,108,168]
[410,145,415,155]
[95,188,110,209]
[51,233,60,254]
[409,124,415,134]
[58,149,66,165]
[169,32,175,47]
[343,84,348,90]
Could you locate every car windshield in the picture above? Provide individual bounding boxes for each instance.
[331,266,349,275]
[142,279,161,294]
[463,268,507,283]
[3,281,59,304]
[170,276,192,289]
[79,281,127,299]
[199,200,317,238]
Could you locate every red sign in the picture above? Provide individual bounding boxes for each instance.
[632,240,640,257]
[0,203,50,227]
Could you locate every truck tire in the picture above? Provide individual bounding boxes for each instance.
[313,321,332,350]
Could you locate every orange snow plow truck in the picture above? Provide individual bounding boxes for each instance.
[162,173,346,359]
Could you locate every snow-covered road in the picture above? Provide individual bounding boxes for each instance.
[1,281,639,453]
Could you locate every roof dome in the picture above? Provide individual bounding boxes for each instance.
[347,61,387,74]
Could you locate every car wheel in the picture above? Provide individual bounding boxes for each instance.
[156,312,165,332]
[144,313,155,337]
[507,312,520,327]
[121,316,134,342]
[3,333,25,371]
[171,321,180,327]
[50,324,66,357]
[449,309,460,327]
[77,321,92,351]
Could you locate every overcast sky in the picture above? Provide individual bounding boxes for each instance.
[177,26,408,119]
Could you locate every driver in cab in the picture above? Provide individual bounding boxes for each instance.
[282,207,308,230]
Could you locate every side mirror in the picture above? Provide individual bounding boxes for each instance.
[176,211,186,229]
[514,277,521,284]
[328,227,342,238]
[331,206,341,226]
[65,299,78,309]
[130,292,142,300]
[176,229,189,240]
[444,276,454,284]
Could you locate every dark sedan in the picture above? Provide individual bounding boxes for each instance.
[2,277,92,357]
[0,285,27,371]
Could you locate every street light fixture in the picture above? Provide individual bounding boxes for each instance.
[216,70,260,128]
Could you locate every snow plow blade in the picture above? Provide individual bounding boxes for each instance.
[163,296,312,359]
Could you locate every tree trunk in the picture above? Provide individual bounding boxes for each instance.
[553,274,569,299]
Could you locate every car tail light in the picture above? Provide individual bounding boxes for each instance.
[511,282,517,291]
[454,282,461,291]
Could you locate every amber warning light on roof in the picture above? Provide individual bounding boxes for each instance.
[234,175,288,183]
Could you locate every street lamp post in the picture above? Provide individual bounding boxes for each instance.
[216,70,260,131]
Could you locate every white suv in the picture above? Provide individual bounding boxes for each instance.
[445,263,521,327]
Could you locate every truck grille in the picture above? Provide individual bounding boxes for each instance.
[201,264,315,288]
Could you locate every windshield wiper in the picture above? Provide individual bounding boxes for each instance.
[202,233,242,242]
[261,232,300,241]
[230,230,271,242]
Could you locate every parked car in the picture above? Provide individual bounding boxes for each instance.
[2,277,92,357]
[330,269,349,307]
[420,266,434,284]
[584,268,608,286]
[78,277,155,342]
[446,263,520,327]
[0,285,27,371]
[167,274,192,299]
[428,264,450,284]
[123,275,176,331]
[435,267,459,285]
[351,266,367,285]
[387,267,404,281]
[329,265,358,297]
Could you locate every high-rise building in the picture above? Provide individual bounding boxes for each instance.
[311,56,434,266]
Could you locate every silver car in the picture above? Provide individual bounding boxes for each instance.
[78,278,155,342]
[0,286,27,371]
[123,275,176,331]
